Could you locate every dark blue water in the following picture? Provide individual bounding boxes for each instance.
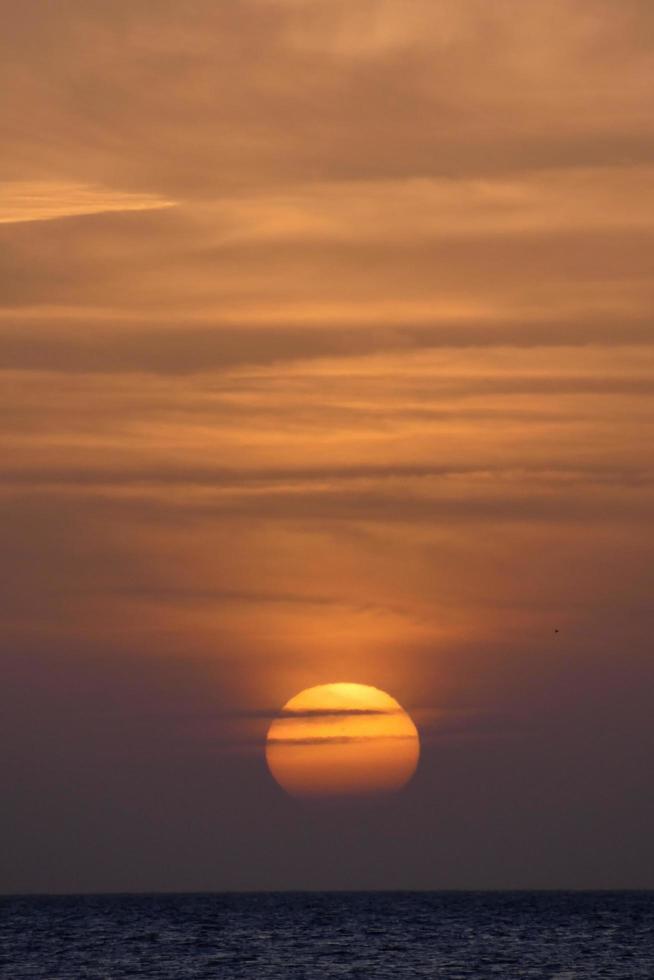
[1,891,652,979]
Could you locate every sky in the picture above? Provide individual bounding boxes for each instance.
[1,0,653,893]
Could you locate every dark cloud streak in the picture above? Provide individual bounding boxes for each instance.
[2,318,653,374]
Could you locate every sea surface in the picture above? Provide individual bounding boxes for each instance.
[1,891,652,979]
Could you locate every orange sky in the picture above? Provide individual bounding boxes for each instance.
[1,0,653,892]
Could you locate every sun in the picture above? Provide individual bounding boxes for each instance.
[266,682,420,799]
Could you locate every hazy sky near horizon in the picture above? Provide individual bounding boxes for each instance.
[2,0,654,892]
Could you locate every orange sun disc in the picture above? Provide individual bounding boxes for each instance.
[266,682,420,799]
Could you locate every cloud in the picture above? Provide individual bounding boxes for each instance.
[190,168,654,245]
[1,317,652,374]
[266,733,414,745]
[229,706,401,721]
[5,483,652,529]
[1,0,653,893]
[3,0,653,193]
[102,586,347,609]
[281,707,399,717]
[0,181,174,224]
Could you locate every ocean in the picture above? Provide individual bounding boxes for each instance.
[1,891,652,978]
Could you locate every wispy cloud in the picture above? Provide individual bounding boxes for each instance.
[1,318,652,373]
[1,0,653,891]
[267,733,414,745]
[0,181,175,224]
[281,707,399,718]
